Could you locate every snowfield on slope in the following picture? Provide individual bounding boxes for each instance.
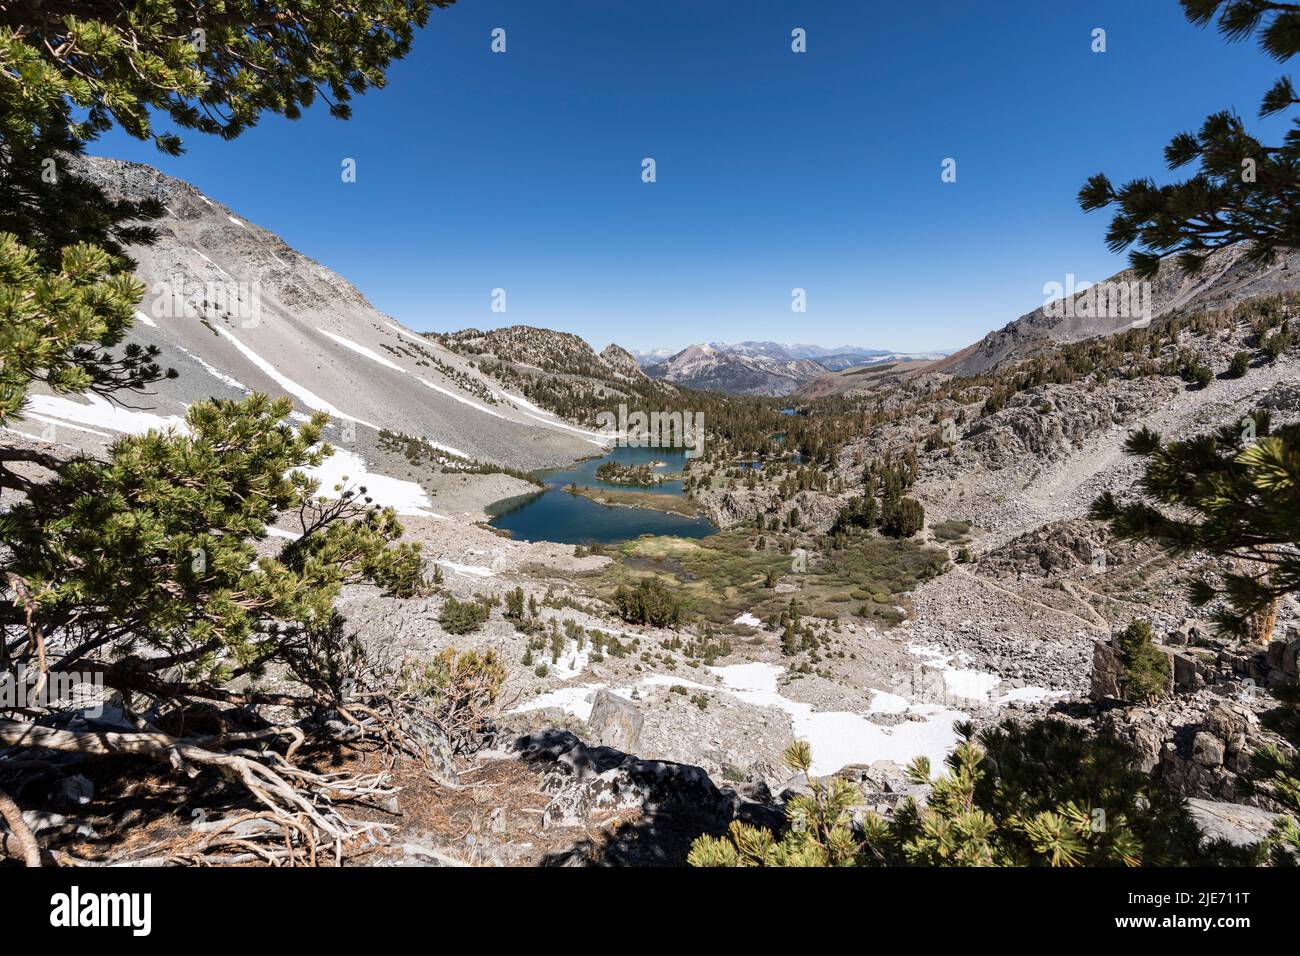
[299,447,447,518]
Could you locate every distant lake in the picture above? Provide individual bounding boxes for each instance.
[736,451,803,472]
[487,445,717,545]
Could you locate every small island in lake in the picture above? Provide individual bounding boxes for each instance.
[594,460,665,486]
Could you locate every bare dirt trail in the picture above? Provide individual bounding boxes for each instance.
[949,564,1109,633]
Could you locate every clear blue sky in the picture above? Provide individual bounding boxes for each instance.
[96,0,1285,353]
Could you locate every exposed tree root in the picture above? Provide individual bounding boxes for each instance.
[0,787,41,866]
[0,718,399,866]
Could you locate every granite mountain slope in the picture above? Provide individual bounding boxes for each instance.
[26,158,609,481]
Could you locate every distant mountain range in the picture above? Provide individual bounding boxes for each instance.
[631,341,951,395]
[43,155,1297,487]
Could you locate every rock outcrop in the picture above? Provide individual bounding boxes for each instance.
[511,729,733,826]
[587,689,644,753]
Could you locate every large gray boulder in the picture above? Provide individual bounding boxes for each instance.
[1186,798,1283,848]
[510,730,733,830]
[587,689,644,753]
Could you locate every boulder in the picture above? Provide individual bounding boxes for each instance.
[1171,650,1206,694]
[1186,798,1283,848]
[587,689,643,753]
[1090,639,1122,700]
[1202,702,1253,771]
[510,730,733,831]
[1191,731,1225,768]
[1283,633,1300,679]
[56,774,94,808]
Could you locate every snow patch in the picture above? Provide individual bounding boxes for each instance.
[191,249,233,281]
[519,409,609,443]
[133,310,158,329]
[2,426,53,444]
[25,393,184,436]
[416,376,509,421]
[216,328,379,430]
[707,662,967,777]
[867,690,912,714]
[298,447,445,518]
[908,644,1059,705]
[383,322,433,347]
[174,345,250,393]
[21,412,111,439]
[511,684,605,722]
[549,641,594,680]
[317,328,404,372]
[995,686,1069,705]
[436,561,496,578]
[733,612,763,628]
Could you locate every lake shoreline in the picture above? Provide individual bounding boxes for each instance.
[487,445,716,544]
[565,483,701,517]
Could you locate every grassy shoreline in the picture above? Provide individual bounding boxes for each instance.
[566,484,702,517]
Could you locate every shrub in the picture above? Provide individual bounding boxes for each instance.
[1182,360,1213,387]
[1115,619,1170,704]
[689,720,1242,867]
[399,648,505,754]
[1263,328,1292,361]
[504,586,526,621]
[612,577,684,627]
[1227,351,1250,378]
[931,519,971,542]
[880,496,925,538]
[439,595,491,635]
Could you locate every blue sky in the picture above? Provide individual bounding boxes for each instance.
[96,0,1285,353]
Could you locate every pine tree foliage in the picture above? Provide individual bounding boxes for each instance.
[689,741,870,867]
[1079,1,1300,276]
[1247,681,1300,862]
[1115,619,1172,704]
[880,495,924,539]
[1091,410,1300,641]
[689,720,1244,867]
[2,396,423,685]
[0,0,450,430]
[611,577,684,627]
[0,231,173,431]
[0,1,453,150]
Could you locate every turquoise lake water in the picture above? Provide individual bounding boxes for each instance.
[486,445,717,545]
